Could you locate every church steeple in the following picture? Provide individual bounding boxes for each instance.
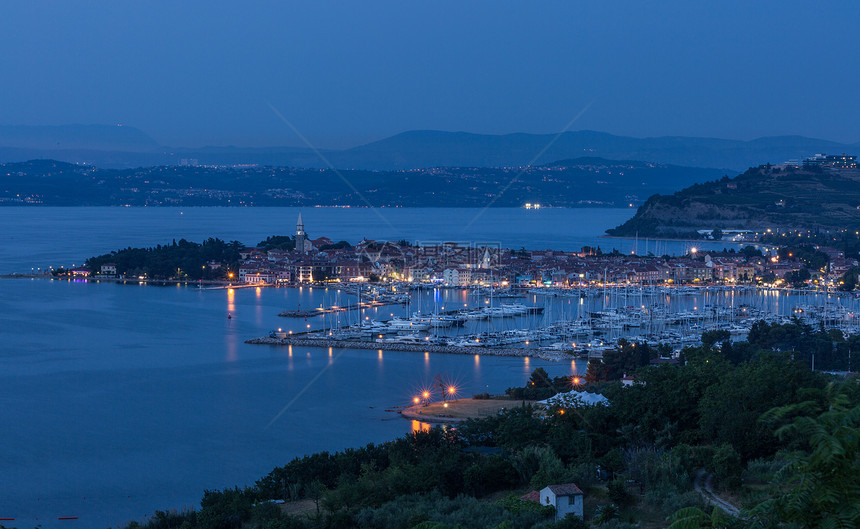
[295,212,306,254]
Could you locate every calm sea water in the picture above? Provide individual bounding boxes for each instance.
[0,207,741,274]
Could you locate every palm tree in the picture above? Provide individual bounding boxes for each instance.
[747,383,860,529]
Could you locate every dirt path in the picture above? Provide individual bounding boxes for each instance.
[694,470,741,517]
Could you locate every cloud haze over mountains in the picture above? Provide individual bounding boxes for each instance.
[0,125,855,172]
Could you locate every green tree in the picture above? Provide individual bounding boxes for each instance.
[666,506,734,529]
[698,355,819,461]
[602,340,655,380]
[593,503,618,524]
[701,330,730,347]
[740,246,762,258]
[749,384,860,528]
[838,266,860,291]
[607,477,630,505]
[528,367,553,388]
[784,267,811,288]
[585,359,607,383]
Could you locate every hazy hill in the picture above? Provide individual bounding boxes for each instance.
[0,124,159,152]
[0,157,725,207]
[0,126,855,171]
[334,130,850,172]
[608,165,860,237]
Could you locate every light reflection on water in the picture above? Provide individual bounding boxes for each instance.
[411,420,432,433]
[0,278,578,529]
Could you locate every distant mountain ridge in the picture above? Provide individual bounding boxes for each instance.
[0,125,855,171]
[0,124,159,152]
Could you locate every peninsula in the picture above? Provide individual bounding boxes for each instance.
[608,154,860,239]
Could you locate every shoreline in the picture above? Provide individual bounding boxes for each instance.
[3,275,846,297]
[0,275,279,290]
[245,336,572,361]
[601,234,756,246]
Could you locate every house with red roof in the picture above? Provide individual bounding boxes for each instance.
[521,483,584,520]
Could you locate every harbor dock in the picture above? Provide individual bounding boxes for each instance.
[245,335,572,361]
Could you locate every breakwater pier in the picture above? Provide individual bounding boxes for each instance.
[245,335,572,361]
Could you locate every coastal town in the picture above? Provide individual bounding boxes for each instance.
[80,213,852,289]
[216,215,857,290]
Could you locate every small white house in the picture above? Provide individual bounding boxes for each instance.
[540,483,584,521]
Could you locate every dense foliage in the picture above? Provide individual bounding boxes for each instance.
[82,238,242,280]
[119,323,859,529]
[259,235,298,251]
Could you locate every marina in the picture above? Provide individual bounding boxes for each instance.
[250,283,860,359]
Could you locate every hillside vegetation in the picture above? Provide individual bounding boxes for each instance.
[608,165,860,237]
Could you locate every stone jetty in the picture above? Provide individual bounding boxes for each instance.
[245,336,570,361]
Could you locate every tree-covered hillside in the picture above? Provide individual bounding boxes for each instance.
[608,164,860,237]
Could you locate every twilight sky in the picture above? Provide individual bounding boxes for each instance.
[2,1,858,148]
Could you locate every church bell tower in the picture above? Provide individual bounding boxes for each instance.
[295,212,306,254]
